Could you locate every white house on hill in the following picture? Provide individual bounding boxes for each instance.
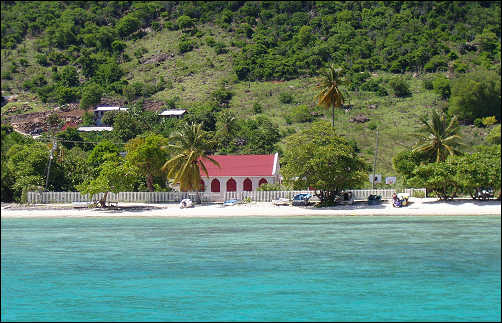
[159,109,186,118]
[197,153,280,193]
[94,106,128,126]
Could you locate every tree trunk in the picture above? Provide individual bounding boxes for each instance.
[146,174,154,192]
[316,190,338,206]
[332,105,335,127]
[99,191,109,208]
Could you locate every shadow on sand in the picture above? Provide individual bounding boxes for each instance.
[93,205,165,213]
[421,198,501,206]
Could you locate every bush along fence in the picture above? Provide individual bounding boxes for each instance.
[26,189,426,204]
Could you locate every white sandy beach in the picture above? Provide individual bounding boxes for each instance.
[1,198,500,218]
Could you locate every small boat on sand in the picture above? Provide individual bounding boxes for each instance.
[272,197,290,206]
[223,199,240,206]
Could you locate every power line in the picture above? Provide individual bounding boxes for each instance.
[36,138,127,145]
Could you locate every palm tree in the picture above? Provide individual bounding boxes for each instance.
[316,63,345,127]
[161,122,220,192]
[412,109,463,163]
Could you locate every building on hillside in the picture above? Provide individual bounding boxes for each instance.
[77,126,113,132]
[196,153,280,193]
[159,109,186,118]
[94,106,128,126]
[61,121,78,131]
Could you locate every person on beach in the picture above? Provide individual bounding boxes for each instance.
[392,193,402,208]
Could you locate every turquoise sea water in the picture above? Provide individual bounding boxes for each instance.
[1,215,500,322]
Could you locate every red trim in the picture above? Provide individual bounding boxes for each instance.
[258,178,268,186]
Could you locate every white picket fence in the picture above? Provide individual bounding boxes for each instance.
[27,189,426,204]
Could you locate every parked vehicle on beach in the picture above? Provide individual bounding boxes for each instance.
[292,193,312,206]
[367,194,382,205]
[335,191,354,205]
[179,198,193,208]
[476,187,494,200]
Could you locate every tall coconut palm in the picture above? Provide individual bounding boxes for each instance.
[316,63,345,127]
[412,109,463,163]
[161,122,220,192]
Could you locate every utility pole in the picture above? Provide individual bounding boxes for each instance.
[45,138,57,191]
[371,126,379,190]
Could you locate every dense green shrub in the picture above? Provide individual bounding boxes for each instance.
[423,78,434,90]
[376,86,388,96]
[36,84,56,103]
[348,72,370,90]
[452,61,468,73]
[214,41,227,54]
[424,55,448,72]
[134,47,148,59]
[279,92,294,104]
[253,102,263,114]
[288,105,314,123]
[54,86,80,105]
[211,87,233,107]
[179,40,195,53]
[48,51,69,66]
[177,15,194,30]
[205,36,216,47]
[486,124,501,145]
[116,15,141,38]
[389,77,411,97]
[449,70,501,122]
[35,54,50,66]
[360,79,382,92]
[57,66,80,87]
[79,83,103,110]
[94,62,123,88]
[151,21,162,32]
[473,118,484,128]
[432,76,451,99]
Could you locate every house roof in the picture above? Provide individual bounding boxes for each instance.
[61,121,78,131]
[199,153,278,177]
[94,106,127,111]
[77,126,113,132]
[159,109,186,116]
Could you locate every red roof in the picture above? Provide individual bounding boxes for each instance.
[61,121,78,131]
[199,154,277,177]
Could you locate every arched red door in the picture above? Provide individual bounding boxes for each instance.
[226,178,237,192]
[243,178,252,191]
[258,178,268,187]
[199,180,205,192]
[211,179,220,192]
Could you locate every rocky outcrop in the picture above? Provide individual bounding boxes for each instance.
[349,114,370,123]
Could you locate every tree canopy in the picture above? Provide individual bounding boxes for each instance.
[125,133,170,192]
[281,121,368,205]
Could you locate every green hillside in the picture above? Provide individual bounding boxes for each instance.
[1,1,500,200]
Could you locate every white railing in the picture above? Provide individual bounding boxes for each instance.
[27,189,426,204]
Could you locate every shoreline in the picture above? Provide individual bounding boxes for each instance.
[1,198,500,218]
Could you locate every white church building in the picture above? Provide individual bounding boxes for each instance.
[197,153,280,193]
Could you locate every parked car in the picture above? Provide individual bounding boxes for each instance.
[335,191,354,205]
[292,193,312,206]
[476,187,494,200]
[367,194,382,205]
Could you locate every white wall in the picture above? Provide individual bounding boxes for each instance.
[201,176,277,193]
